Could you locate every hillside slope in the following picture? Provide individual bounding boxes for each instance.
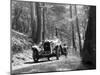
[11,30,33,67]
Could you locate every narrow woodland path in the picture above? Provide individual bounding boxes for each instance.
[12,55,83,74]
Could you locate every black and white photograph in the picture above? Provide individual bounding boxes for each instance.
[11,0,96,74]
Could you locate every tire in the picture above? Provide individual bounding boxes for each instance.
[56,47,59,60]
[56,55,59,60]
[48,57,50,61]
[65,49,68,56]
[33,49,39,62]
[34,58,38,62]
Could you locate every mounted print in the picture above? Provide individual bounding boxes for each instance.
[11,0,96,74]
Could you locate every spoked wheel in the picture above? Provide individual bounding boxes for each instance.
[33,50,39,62]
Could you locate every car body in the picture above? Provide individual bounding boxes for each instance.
[32,40,60,62]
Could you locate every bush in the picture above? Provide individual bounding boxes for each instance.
[12,44,23,54]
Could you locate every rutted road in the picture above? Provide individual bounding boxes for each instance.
[12,55,81,74]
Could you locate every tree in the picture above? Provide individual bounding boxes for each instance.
[74,5,82,52]
[30,2,37,43]
[42,3,46,43]
[69,5,76,50]
[12,6,22,31]
[81,6,96,69]
[35,2,42,44]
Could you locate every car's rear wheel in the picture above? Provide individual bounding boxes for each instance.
[64,48,68,56]
[34,58,38,62]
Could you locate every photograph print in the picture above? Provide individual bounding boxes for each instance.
[11,0,96,74]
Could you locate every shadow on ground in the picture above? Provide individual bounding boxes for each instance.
[24,60,53,64]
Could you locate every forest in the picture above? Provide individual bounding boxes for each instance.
[11,0,96,71]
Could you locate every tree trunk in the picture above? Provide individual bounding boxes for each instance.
[12,7,22,30]
[74,5,82,52]
[30,2,37,44]
[35,2,42,44]
[42,3,46,43]
[69,5,76,50]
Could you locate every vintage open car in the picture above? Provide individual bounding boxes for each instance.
[32,40,62,62]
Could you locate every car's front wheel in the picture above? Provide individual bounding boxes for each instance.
[33,49,39,62]
[56,47,59,60]
[47,57,50,61]
[34,58,38,62]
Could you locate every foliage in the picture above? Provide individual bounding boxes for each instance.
[12,1,31,34]
[11,30,32,54]
[11,0,89,52]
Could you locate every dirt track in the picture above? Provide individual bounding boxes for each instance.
[12,55,82,74]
